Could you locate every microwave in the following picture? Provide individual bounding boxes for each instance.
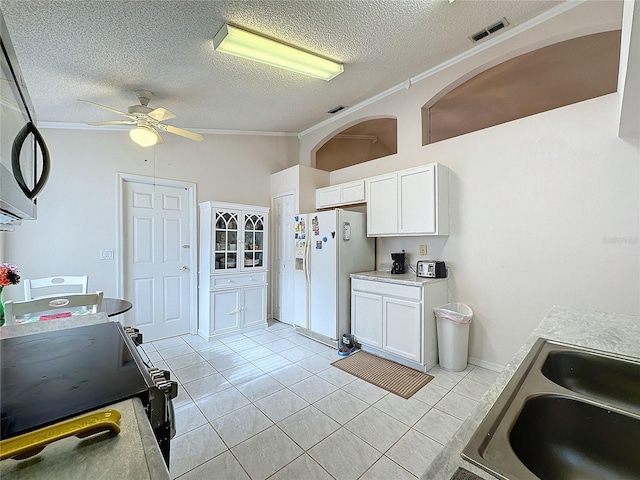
[0,11,50,228]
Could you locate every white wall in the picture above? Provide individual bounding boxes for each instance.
[298,0,640,368]
[2,129,298,302]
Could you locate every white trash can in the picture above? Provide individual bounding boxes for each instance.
[434,303,473,372]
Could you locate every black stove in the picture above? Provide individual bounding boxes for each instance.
[0,322,176,465]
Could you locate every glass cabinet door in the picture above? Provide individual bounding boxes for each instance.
[243,212,265,269]
[214,210,239,271]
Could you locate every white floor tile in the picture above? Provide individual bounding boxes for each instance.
[359,456,417,480]
[277,406,340,451]
[451,376,491,401]
[174,402,208,438]
[278,345,314,362]
[373,394,431,426]
[208,352,249,371]
[176,450,250,480]
[427,366,464,390]
[251,353,292,373]
[169,424,226,478]
[232,426,303,480]
[269,363,313,387]
[268,453,333,480]
[341,378,389,405]
[220,362,265,385]
[411,383,449,407]
[240,345,275,362]
[196,387,250,421]
[181,373,231,400]
[157,343,195,360]
[295,354,333,374]
[211,404,273,447]
[152,336,187,351]
[386,429,444,477]
[465,366,501,386]
[164,351,206,371]
[236,375,284,402]
[435,391,478,421]
[288,375,338,403]
[172,362,217,384]
[254,388,309,423]
[413,408,463,446]
[316,366,357,388]
[313,390,369,425]
[309,428,382,480]
[345,407,410,453]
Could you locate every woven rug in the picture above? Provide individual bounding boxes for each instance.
[331,350,433,399]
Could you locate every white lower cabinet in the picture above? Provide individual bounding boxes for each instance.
[351,276,447,372]
[203,277,267,339]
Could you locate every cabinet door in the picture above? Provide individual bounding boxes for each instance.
[366,173,398,236]
[382,297,422,362]
[242,284,267,328]
[316,186,341,209]
[242,210,267,271]
[352,291,383,348]
[399,165,436,234]
[213,208,241,272]
[340,181,365,204]
[211,289,241,335]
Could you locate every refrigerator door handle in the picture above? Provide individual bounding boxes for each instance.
[304,235,311,284]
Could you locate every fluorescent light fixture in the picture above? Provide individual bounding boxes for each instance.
[213,24,343,81]
[129,125,157,147]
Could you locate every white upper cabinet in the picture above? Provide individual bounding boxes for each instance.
[316,180,365,209]
[366,163,449,236]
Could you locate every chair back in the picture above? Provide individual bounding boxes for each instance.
[23,275,89,300]
[3,291,103,326]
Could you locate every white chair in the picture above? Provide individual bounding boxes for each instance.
[3,291,103,326]
[23,275,89,300]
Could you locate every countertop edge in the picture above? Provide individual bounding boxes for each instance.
[351,270,448,286]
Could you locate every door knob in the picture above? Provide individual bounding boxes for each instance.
[180,266,190,271]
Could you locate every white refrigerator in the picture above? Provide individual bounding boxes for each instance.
[292,209,375,343]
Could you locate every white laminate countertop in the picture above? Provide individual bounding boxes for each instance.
[421,305,640,480]
[0,313,170,480]
[351,270,449,287]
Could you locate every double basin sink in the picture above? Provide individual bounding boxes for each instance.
[462,338,640,479]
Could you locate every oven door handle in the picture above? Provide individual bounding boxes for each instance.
[11,121,51,200]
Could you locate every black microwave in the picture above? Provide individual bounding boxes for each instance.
[0,10,49,228]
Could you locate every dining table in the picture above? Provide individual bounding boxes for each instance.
[100,297,133,317]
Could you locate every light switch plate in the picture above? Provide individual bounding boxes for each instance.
[100,249,114,260]
[420,245,427,255]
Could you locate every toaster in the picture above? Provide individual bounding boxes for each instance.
[416,260,447,278]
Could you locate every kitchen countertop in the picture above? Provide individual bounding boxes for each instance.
[0,313,170,480]
[351,270,449,286]
[421,305,640,480]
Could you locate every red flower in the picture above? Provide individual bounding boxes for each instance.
[0,263,20,287]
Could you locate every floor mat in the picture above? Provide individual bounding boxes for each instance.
[331,350,433,399]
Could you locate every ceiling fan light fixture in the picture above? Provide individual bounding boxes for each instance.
[213,24,343,81]
[129,125,158,147]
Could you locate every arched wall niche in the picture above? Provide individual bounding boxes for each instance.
[312,116,398,172]
[421,30,621,145]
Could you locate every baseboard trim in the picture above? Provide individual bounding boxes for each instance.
[468,356,504,372]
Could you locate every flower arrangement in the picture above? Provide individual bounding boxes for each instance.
[0,263,20,326]
[0,263,20,287]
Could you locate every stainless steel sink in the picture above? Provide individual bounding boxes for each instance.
[462,338,640,480]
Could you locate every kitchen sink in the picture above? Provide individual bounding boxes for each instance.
[541,350,640,414]
[462,338,640,480]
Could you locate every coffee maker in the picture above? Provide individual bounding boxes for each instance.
[391,251,405,274]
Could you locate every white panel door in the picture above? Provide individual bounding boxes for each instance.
[383,297,422,362]
[272,193,294,324]
[243,284,267,328]
[211,289,241,335]
[352,291,383,348]
[309,210,338,339]
[124,181,191,341]
[366,173,398,236]
[399,165,436,234]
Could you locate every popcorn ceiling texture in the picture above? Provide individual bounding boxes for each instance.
[2,0,562,133]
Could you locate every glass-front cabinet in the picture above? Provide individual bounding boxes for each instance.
[199,201,269,340]
[212,207,266,272]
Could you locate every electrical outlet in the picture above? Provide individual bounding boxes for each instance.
[419,245,427,255]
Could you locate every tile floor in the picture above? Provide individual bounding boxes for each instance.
[142,321,499,480]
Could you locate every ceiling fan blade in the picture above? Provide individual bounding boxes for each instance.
[78,99,129,116]
[88,120,136,126]
[164,125,203,142]
[148,107,176,121]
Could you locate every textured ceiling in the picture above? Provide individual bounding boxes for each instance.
[1,0,564,134]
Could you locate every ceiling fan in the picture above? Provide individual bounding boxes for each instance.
[79,90,203,147]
